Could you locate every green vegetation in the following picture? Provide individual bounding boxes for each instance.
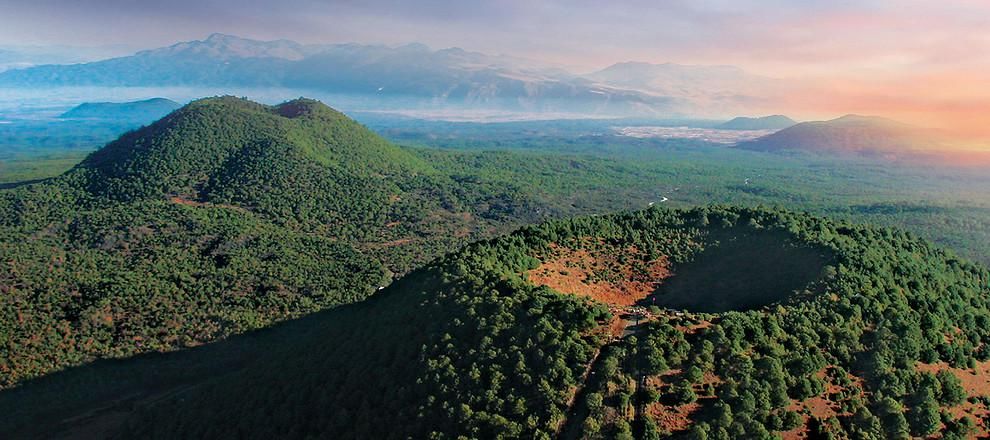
[0,152,86,186]
[7,107,990,267]
[0,97,546,387]
[0,199,385,385]
[550,207,989,439]
[1,221,612,438]
[3,205,987,439]
[0,118,146,160]
[2,96,990,438]
[365,116,990,267]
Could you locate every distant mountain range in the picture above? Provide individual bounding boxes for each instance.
[0,34,782,117]
[737,114,947,157]
[0,45,128,72]
[59,98,180,121]
[586,62,781,115]
[717,115,796,130]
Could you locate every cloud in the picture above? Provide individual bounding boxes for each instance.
[1,0,986,73]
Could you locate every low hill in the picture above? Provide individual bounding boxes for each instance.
[59,98,180,121]
[74,96,432,209]
[737,114,944,156]
[3,206,988,439]
[0,96,551,388]
[717,115,796,130]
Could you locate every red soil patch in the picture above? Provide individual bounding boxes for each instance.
[917,361,990,397]
[607,315,630,339]
[781,368,867,440]
[917,360,990,437]
[676,320,713,334]
[527,241,671,307]
[645,368,722,434]
[169,196,203,207]
[651,401,701,433]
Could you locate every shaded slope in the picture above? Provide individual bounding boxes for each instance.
[0,231,611,439]
[0,96,541,388]
[4,206,988,439]
[0,197,387,388]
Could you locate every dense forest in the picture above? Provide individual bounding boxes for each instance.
[6,108,990,268]
[3,205,986,439]
[0,97,555,387]
[2,97,990,439]
[365,115,990,268]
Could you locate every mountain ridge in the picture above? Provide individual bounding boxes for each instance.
[0,34,780,117]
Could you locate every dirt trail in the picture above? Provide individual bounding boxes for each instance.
[558,311,653,440]
[558,315,632,439]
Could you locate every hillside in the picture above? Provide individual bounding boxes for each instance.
[737,114,944,156]
[74,96,431,205]
[59,98,180,121]
[3,206,988,439]
[717,115,796,130]
[0,96,553,387]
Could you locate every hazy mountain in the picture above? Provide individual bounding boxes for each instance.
[0,34,295,87]
[0,44,129,72]
[59,97,181,121]
[0,34,786,117]
[717,115,796,130]
[586,61,782,116]
[145,33,314,61]
[737,114,946,156]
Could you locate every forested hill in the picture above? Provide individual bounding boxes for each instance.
[4,206,989,439]
[72,96,432,203]
[0,96,552,388]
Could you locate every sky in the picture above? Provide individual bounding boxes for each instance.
[0,0,988,142]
